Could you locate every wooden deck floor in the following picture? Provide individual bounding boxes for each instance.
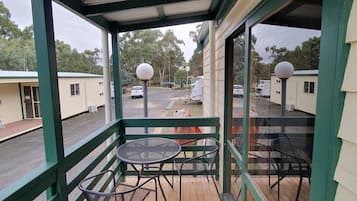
[124,175,309,201]
[125,176,222,201]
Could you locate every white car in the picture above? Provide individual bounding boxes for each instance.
[233,85,244,97]
[130,86,143,99]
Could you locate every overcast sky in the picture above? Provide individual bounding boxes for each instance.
[2,0,199,62]
[2,0,320,63]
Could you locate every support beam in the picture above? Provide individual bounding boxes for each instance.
[31,0,66,200]
[102,31,112,124]
[83,0,190,16]
[209,21,216,117]
[111,26,123,120]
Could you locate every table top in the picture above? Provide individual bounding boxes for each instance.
[116,137,181,165]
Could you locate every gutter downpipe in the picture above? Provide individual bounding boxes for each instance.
[102,30,113,164]
[102,30,112,124]
[209,21,216,118]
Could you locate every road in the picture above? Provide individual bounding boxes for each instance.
[0,87,189,190]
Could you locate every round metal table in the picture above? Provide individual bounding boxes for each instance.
[116,137,181,201]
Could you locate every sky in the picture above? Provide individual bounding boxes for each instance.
[2,0,199,62]
[2,0,321,63]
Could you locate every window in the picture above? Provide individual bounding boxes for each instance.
[304,81,315,94]
[304,81,309,93]
[70,83,80,96]
[309,82,315,94]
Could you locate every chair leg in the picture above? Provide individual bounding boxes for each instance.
[277,176,280,201]
[210,173,222,201]
[295,176,303,201]
[179,174,182,201]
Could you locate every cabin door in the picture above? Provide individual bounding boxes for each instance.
[24,86,41,118]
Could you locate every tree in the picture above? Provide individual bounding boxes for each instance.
[188,24,203,76]
[119,29,185,85]
[157,30,185,84]
[265,37,320,70]
[0,2,22,40]
[174,70,186,88]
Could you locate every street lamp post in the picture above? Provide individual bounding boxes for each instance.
[136,63,154,134]
[274,61,294,116]
[274,61,294,135]
[185,66,190,88]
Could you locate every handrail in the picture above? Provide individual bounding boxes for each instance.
[0,117,220,201]
[232,116,315,126]
[122,117,220,127]
[64,119,120,171]
[0,163,57,201]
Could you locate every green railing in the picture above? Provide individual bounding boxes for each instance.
[0,117,220,201]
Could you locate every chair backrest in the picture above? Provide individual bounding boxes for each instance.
[78,170,155,201]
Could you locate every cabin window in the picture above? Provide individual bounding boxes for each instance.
[304,81,315,94]
[70,83,80,96]
[309,82,315,94]
[304,81,309,93]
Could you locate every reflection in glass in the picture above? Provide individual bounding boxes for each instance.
[247,23,319,200]
[231,32,245,153]
[230,158,242,200]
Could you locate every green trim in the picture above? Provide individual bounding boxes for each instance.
[0,163,57,201]
[310,0,352,200]
[111,27,123,120]
[242,173,264,201]
[223,36,234,193]
[83,0,190,16]
[31,0,67,200]
[214,0,237,23]
[227,141,242,167]
[54,0,109,30]
[122,117,219,127]
[64,120,119,171]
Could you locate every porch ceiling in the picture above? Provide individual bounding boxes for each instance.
[54,0,236,32]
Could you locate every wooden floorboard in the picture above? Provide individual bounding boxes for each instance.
[123,175,309,201]
[125,176,221,201]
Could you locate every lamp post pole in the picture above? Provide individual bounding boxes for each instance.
[281,78,287,116]
[136,63,154,134]
[185,66,190,88]
[274,61,294,134]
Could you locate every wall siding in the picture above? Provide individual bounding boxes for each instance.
[0,83,22,124]
[335,0,357,199]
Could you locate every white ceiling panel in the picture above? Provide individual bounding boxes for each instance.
[103,6,159,23]
[164,0,212,16]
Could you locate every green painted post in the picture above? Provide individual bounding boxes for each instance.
[223,36,234,193]
[111,25,123,120]
[310,0,352,200]
[31,0,66,200]
[110,25,126,175]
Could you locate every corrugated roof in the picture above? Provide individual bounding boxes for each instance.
[0,71,103,78]
[271,69,319,76]
[293,69,319,75]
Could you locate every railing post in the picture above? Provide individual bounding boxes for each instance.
[31,0,66,199]
[110,25,126,175]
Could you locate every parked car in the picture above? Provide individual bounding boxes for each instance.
[130,86,143,99]
[233,84,244,97]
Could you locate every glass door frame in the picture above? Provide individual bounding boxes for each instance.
[222,0,352,200]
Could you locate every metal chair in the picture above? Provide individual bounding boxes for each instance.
[173,138,221,201]
[269,137,311,201]
[78,170,157,201]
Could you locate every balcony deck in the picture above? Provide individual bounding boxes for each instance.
[122,175,309,201]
